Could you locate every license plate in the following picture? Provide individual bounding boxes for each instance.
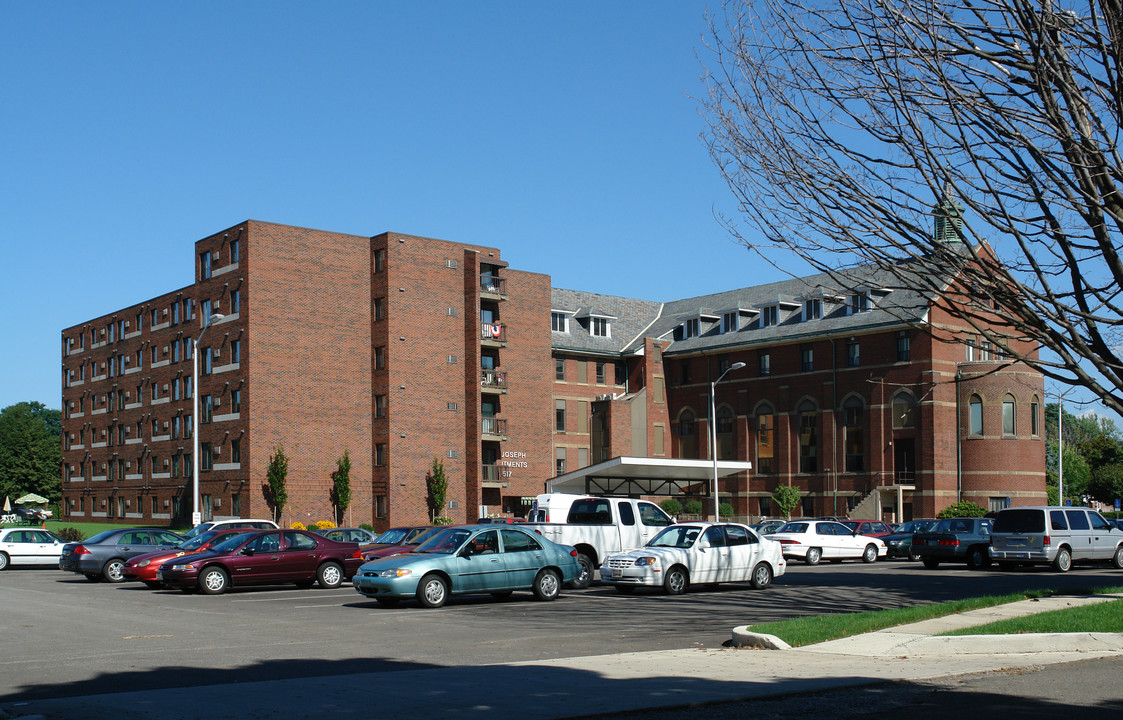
[1010,553,1028,559]
[611,569,622,578]
[156,571,163,580]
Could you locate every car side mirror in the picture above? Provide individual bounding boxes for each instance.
[458,547,473,558]
[242,547,255,556]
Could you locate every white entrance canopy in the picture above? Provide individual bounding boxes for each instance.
[546,456,753,497]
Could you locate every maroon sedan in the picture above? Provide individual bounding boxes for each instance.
[157,529,364,595]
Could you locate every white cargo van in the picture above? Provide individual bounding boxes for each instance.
[989,506,1123,572]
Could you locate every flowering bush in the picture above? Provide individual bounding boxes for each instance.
[290,521,306,530]
[314,520,336,530]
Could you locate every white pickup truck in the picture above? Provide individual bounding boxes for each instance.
[525,494,674,588]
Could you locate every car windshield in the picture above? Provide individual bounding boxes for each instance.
[647,526,700,549]
[407,527,443,546]
[776,522,808,534]
[373,529,411,544]
[208,532,256,553]
[415,528,472,554]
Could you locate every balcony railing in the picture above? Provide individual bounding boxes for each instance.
[479,275,507,297]
[481,417,508,438]
[481,464,502,483]
[481,369,508,392]
[480,323,507,344]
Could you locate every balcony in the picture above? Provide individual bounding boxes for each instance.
[481,464,508,488]
[479,275,507,300]
[480,322,507,347]
[481,417,508,441]
[481,369,508,394]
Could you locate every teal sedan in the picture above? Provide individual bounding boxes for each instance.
[353,525,580,608]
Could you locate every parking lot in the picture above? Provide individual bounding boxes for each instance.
[5,559,1123,704]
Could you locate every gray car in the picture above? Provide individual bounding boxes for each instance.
[59,528,184,583]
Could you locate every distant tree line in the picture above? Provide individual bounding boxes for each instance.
[1045,404,1123,508]
[0,402,62,505]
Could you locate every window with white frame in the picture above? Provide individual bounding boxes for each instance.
[684,318,700,338]
[761,306,779,327]
[551,312,569,332]
[721,312,739,333]
[849,292,870,314]
[803,299,822,321]
[590,317,610,337]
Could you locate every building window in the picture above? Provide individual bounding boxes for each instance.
[374,248,385,272]
[843,398,865,472]
[680,361,692,385]
[596,362,606,384]
[722,312,739,333]
[849,292,869,314]
[892,393,918,429]
[374,346,386,370]
[201,443,212,471]
[590,317,610,337]
[684,318,700,338]
[801,347,813,372]
[1031,397,1040,436]
[376,495,387,518]
[184,298,194,320]
[846,340,860,367]
[202,347,213,375]
[375,444,387,466]
[201,251,212,280]
[231,239,240,264]
[556,448,566,475]
[231,439,240,464]
[171,416,181,439]
[555,357,565,381]
[614,362,626,386]
[966,338,977,361]
[758,352,771,377]
[755,406,774,474]
[969,395,984,435]
[799,401,818,473]
[202,299,212,324]
[716,406,735,460]
[231,390,241,414]
[374,297,386,321]
[230,290,240,314]
[803,299,822,321]
[761,306,778,327]
[171,454,181,477]
[555,400,567,433]
[551,312,569,332]
[678,409,695,437]
[231,340,241,364]
[1002,394,1016,435]
[375,395,388,418]
[201,395,213,423]
[896,332,911,362]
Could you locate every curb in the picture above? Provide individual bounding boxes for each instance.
[731,626,791,649]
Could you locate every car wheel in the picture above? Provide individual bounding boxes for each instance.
[199,566,229,595]
[83,573,101,582]
[922,558,940,569]
[570,554,594,590]
[375,597,400,608]
[1052,547,1072,573]
[0,552,8,571]
[750,562,773,590]
[805,547,822,565]
[317,562,343,589]
[417,573,448,608]
[490,590,513,600]
[533,568,561,601]
[966,546,988,570]
[862,545,878,564]
[614,584,636,594]
[1113,545,1123,570]
[102,558,126,583]
[663,565,688,595]
[143,581,163,589]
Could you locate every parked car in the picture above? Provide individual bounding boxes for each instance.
[767,520,886,565]
[157,529,364,594]
[362,526,445,562]
[989,506,1123,572]
[180,518,278,541]
[367,526,433,548]
[841,520,895,538]
[0,528,67,570]
[60,528,185,582]
[599,522,786,594]
[881,519,938,560]
[315,527,378,544]
[122,528,246,587]
[911,517,994,569]
[750,520,786,534]
[353,524,580,608]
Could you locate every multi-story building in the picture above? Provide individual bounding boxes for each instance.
[60,220,1045,528]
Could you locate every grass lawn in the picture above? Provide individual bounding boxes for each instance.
[941,597,1123,635]
[745,586,1123,647]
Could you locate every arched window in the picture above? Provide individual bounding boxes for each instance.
[716,405,735,460]
[1031,395,1040,436]
[798,400,818,473]
[892,393,918,429]
[969,395,984,435]
[755,404,775,474]
[843,397,865,472]
[1002,394,1016,435]
[678,409,698,459]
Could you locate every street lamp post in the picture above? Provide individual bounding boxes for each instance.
[192,313,225,527]
[710,362,746,521]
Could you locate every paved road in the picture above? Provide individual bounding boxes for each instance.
[3,560,1121,705]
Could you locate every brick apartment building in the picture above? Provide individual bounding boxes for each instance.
[59,220,1045,528]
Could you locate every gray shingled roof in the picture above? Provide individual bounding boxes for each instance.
[552,265,934,357]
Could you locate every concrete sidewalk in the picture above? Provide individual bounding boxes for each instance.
[5,595,1122,720]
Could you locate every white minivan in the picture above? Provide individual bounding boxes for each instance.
[989,506,1123,572]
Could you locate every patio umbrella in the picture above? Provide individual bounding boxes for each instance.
[2,496,9,512]
[15,493,49,505]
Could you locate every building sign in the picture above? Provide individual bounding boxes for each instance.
[498,450,528,479]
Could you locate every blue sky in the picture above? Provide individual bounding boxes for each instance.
[2,2,792,410]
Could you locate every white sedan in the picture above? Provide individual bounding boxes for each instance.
[599,522,786,594]
[768,520,887,565]
[0,528,67,570]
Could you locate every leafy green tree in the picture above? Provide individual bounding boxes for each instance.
[718,502,735,519]
[659,498,682,517]
[771,485,801,520]
[0,402,62,504]
[1089,463,1123,507]
[264,445,289,523]
[331,450,352,525]
[682,499,704,516]
[426,459,449,523]
[937,501,987,519]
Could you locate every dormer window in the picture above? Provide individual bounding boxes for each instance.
[551,312,569,333]
[684,318,701,338]
[591,317,610,337]
[721,312,739,333]
[803,299,822,321]
[761,306,779,327]
[849,292,870,314]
